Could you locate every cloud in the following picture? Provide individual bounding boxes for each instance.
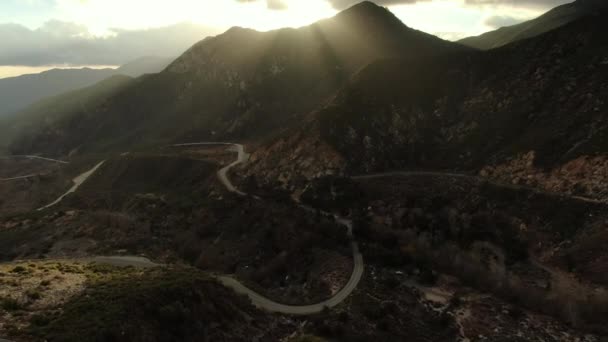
[235,0,289,10]
[484,14,523,28]
[0,21,221,66]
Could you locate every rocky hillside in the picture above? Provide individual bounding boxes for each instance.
[459,0,608,50]
[248,8,608,199]
[7,2,466,157]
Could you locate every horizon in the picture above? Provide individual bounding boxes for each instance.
[0,0,572,79]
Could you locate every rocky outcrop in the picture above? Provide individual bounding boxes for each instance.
[481,152,608,202]
[244,121,346,192]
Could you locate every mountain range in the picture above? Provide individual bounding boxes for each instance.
[0,56,173,118]
[2,1,608,340]
[7,0,608,183]
[6,2,467,156]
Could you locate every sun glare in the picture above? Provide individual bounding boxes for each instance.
[52,0,337,35]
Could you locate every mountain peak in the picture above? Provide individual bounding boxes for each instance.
[330,0,410,32]
[336,1,393,18]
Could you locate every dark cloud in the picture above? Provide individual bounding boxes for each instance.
[0,21,221,66]
[235,0,289,10]
[484,15,523,28]
[328,0,572,10]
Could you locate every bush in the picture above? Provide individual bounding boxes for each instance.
[10,266,27,274]
[26,289,42,301]
[1,297,23,311]
[30,314,51,327]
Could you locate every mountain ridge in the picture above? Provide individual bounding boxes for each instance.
[459,0,608,50]
[0,56,174,119]
[8,1,466,157]
[245,7,608,197]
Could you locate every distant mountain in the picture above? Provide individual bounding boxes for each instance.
[8,1,467,156]
[0,56,173,118]
[115,56,175,78]
[459,0,607,50]
[0,75,135,153]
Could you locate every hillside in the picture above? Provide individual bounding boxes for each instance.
[1,75,135,154]
[0,56,173,119]
[247,7,608,201]
[0,264,294,342]
[459,0,607,50]
[7,1,467,157]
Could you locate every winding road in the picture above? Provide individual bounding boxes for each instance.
[171,142,248,195]
[1,155,69,182]
[172,142,365,314]
[0,155,68,164]
[18,143,365,316]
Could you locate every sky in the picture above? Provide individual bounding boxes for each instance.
[0,0,573,78]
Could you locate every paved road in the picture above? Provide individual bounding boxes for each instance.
[0,174,38,181]
[37,161,105,211]
[0,155,69,164]
[8,143,364,317]
[217,144,248,196]
[216,215,364,315]
[172,142,248,195]
[0,155,69,182]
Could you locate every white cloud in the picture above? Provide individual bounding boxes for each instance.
[0,21,220,66]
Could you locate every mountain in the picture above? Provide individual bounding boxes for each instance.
[246,6,608,195]
[0,75,135,153]
[459,0,608,50]
[115,56,175,77]
[0,56,173,118]
[6,1,468,157]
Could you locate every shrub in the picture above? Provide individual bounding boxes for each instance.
[10,266,27,274]
[26,289,42,301]
[30,314,51,327]
[1,297,23,311]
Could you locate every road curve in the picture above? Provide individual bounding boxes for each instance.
[171,142,365,315]
[171,142,248,195]
[11,143,364,316]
